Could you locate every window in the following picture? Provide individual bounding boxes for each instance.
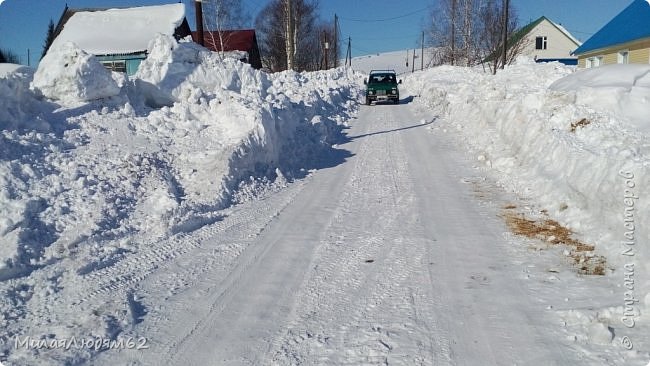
[586,56,604,68]
[100,60,127,73]
[535,36,548,50]
[618,50,629,64]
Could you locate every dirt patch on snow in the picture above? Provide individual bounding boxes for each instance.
[501,207,606,276]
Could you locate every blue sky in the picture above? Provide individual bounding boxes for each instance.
[0,0,635,66]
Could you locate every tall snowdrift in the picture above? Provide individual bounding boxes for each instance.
[406,61,650,303]
[550,64,650,133]
[32,42,121,103]
[0,68,48,131]
[0,34,359,284]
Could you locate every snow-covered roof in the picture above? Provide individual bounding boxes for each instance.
[574,0,650,55]
[51,4,186,55]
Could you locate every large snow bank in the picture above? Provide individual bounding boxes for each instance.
[0,33,359,363]
[550,64,650,133]
[0,69,49,131]
[32,42,121,103]
[406,61,650,303]
[0,33,359,285]
[134,34,264,107]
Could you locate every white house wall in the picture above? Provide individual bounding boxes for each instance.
[521,19,579,60]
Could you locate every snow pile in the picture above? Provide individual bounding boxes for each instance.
[0,68,48,131]
[134,35,264,107]
[128,35,357,211]
[406,61,650,301]
[550,64,650,133]
[32,42,121,103]
[0,63,33,78]
[0,33,359,364]
[0,34,359,283]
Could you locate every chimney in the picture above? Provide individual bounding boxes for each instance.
[195,0,204,46]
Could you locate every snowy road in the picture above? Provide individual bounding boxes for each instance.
[93,98,581,365]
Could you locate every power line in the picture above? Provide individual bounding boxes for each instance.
[350,44,378,55]
[338,5,432,23]
[348,34,424,41]
[564,29,594,36]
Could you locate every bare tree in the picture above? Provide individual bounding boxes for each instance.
[202,0,250,59]
[428,0,471,66]
[0,48,20,64]
[461,0,474,66]
[428,0,523,72]
[255,0,320,72]
[476,0,524,74]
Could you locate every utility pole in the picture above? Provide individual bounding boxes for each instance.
[324,39,329,69]
[406,49,409,67]
[195,0,204,46]
[501,0,509,70]
[345,37,352,67]
[334,14,339,68]
[412,49,415,73]
[27,49,30,67]
[421,31,424,71]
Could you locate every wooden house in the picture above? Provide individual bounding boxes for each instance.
[50,4,192,75]
[574,0,650,68]
[511,16,582,65]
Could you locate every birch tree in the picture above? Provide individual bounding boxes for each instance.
[477,0,523,74]
[202,0,249,59]
[255,0,320,72]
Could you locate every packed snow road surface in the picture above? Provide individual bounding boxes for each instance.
[93,99,580,365]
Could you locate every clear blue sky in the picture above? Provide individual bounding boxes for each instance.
[0,0,635,66]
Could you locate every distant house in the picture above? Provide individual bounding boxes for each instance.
[573,0,650,68]
[50,4,192,75]
[510,16,582,65]
[192,30,263,69]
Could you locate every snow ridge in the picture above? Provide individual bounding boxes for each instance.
[0,35,360,365]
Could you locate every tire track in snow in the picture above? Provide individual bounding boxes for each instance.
[126,121,371,366]
[68,184,302,307]
[270,105,449,365]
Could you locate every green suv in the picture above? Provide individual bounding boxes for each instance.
[364,70,401,105]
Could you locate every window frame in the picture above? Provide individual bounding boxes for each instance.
[100,60,127,73]
[617,50,629,64]
[535,36,548,50]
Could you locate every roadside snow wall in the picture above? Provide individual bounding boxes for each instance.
[406,62,650,303]
[0,34,359,281]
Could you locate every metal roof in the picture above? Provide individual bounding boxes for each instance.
[574,0,650,55]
